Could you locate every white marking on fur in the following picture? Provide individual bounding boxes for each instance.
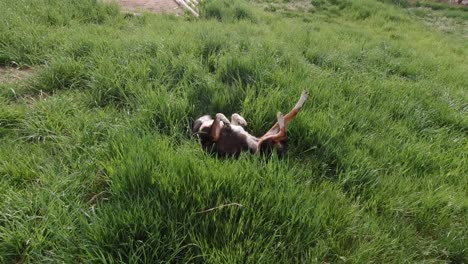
[199,120,214,131]
[197,115,212,123]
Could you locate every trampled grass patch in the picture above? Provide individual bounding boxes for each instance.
[0,0,467,262]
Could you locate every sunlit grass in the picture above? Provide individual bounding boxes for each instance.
[0,0,467,262]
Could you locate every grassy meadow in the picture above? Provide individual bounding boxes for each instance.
[0,0,467,262]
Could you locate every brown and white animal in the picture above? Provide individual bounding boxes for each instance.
[192,90,308,157]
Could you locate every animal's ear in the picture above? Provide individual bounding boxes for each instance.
[274,141,288,157]
[192,119,203,135]
[192,115,213,134]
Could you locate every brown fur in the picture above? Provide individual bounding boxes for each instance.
[192,91,308,157]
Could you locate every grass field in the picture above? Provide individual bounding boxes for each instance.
[0,0,467,262]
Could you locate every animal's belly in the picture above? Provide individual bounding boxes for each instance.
[217,129,254,156]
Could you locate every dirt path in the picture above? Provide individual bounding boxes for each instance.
[117,0,184,15]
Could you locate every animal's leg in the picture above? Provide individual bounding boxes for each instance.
[231,113,248,127]
[261,90,309,137]
[216,113,230,126]
[210,116,222,142]
[256,112,287,153]
[211,113,230,142]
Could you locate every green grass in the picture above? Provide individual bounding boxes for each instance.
[0,0,467,262]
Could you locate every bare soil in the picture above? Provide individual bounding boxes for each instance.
[0,66,34,85]
[117,0,184,15]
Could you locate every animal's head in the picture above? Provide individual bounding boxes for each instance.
[192,115,214,147]
[258,138,288,157]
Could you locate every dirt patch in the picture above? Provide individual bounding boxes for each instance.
[0,67,34,85]
[116,0,185,15]
[257,0,314,13]
[409,7,468,38]
[0,66,48,105]
[286,0,314,12]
